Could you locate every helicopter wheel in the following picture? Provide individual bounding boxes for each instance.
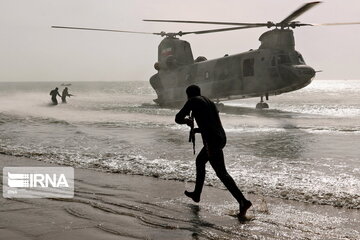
[256,96,269,109]
[256,102,269,109]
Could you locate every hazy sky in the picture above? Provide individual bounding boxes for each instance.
[0,0,359,82]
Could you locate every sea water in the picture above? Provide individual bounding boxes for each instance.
[0,80,359,211]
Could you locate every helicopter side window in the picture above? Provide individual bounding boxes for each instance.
[277,55,291,65]
[271,57,276,66]
[243,58,254,77]
[205,71,209,80]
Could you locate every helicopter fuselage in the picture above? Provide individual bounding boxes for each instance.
[150,29,315,107]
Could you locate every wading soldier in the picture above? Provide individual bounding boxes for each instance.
[175,85,252,217]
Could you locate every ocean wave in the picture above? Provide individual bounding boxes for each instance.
[0,113,73,126]
[86,120,174,129]
[302,127,360,134]
[1,146,359,209]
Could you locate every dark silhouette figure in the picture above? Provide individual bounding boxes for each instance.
[61,87,73,103]
[175,85,252,217]
[49,87,61,105]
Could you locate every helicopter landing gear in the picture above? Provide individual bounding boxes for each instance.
[256,95,269,109]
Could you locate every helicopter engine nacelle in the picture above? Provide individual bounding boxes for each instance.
[154,62,160,71]
[195,56,207,62]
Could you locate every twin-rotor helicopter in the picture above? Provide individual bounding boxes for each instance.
[53,1,359,109]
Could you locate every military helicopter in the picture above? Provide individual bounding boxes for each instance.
[52,1,359,109]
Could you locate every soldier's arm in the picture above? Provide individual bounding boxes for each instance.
[175,100,192,125]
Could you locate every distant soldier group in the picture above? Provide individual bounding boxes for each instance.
[49,87,73,105]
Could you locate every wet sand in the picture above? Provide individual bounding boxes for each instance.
[0,154,359,240]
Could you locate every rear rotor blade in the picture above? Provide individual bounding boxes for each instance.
[181,25,264,35]
[280,1,322,24]
[51,26,162,35]
[144,19,268,27]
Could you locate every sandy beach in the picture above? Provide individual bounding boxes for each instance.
[1,154,359,240]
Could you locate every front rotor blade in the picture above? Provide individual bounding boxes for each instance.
[310,22,360,26]
[51,26,161,35]
[280,1,322,24]
[144,19,268,27]
[181,25,264,35]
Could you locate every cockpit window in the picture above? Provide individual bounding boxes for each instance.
[277,55,291,65]
[298,54,305,64]
[294,51,305,64]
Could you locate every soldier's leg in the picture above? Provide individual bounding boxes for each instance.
[185,147,208,202]
[208,148,246,204]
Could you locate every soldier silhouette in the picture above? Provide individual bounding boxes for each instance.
[175,85,252,217]
[49,87,61,105]
[61,87,73,103]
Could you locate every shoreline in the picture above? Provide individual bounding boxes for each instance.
[1,154,360,240]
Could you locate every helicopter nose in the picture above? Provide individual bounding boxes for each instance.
[294,65,316,79]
